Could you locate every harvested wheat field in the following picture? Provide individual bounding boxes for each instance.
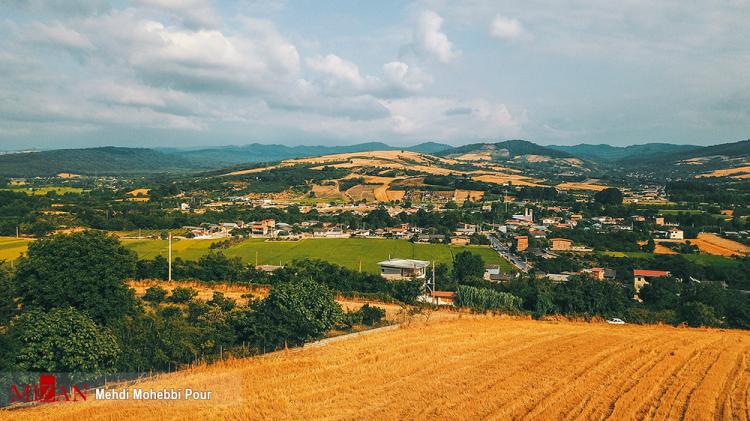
[9,317,750,420]
[694,233,750,256]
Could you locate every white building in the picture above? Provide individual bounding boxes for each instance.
[668,228,684,240]
[377,259,430,280]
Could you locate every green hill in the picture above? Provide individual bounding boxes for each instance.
[0,147,206,177]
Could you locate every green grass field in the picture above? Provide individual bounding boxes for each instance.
[0,237,33,261]
[602,250,739,267]
[123,237,512,274]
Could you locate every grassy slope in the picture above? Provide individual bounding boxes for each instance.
[0,237,32,261]
[12,317,750,420]
[123,237,512,273]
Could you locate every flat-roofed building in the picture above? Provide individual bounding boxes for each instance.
[378,259,430,280]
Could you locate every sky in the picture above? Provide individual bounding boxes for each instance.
[1,0,749,150]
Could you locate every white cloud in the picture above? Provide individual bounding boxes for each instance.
[489,14,523,40]
[306,54,379,93]
[27,21,95,50]
[124,18,300,94]
[381,97,522,138]
[414,10,458,63]
[382,61,431,93]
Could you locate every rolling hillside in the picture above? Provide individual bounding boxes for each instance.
[11,317,750,420]
[619,139,750,175]
[548,143,700,162]
[168,142,454,165]
[0,147,206,177]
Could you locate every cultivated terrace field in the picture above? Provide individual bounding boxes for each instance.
[9,317,750,420]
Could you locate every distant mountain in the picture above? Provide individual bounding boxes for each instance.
[620,139,750,166]
[548,143,700,162]
[170,142,453,165]
[405,142,453,154]
[0,147,205,177]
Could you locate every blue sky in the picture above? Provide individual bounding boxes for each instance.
[1,0,748,149]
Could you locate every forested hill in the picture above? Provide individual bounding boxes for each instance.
[0,147,206,177]
[547,143,700,162]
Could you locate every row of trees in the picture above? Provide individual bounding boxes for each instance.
[0,232,381,384]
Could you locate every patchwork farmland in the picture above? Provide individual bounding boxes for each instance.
[11,317,750,420]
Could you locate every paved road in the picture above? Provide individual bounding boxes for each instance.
[487,233,529,272]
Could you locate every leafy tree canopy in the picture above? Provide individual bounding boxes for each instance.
[13,231,138,325]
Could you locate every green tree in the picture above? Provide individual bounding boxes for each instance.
[678,302,722,327]
[452,251,485,282]
[391,279,424,304]
[594,188,624,205]
[639,277,682,310]
[170,287,198,304]
[13,231,137,325]
[251,279,342,350]
[0,264,15,325]
[143,286,168,303]
[1,307,120,373]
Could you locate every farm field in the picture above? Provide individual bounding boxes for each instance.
[0,186,83,195]
[11,317,750,420]
[0,237,32,261]
[123,237,512,273]
[603,249,739,267]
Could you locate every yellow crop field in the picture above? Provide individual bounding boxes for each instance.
[9,317,750,420]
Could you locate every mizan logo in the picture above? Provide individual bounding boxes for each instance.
[10,374,88,403]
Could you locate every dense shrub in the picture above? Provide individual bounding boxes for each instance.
[454,286,522,313]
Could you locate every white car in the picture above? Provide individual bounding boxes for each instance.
[607,318,626,325]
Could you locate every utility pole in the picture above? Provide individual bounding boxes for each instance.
[16,226,19,239]
[168,233,172,281]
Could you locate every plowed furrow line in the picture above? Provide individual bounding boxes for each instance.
[665,347,723,420]
[385,332,590,420]
[680,348,733,419]
[717,349,747,421]
[637,338,723,420]
[555,334,682,420]
[295,328,560,414]
[605,335,718,419]
[474,333,627,419]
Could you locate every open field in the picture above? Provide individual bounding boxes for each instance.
[695,233,750,257]
[602,250,740,267]
[0,237,32,261]
[699,164,750,179]
[658,233,750,257]
[123,238,512,273]
[0,186,83,195]
[0,235,513,273]
[10,317,750,420]
[555,181,608,191]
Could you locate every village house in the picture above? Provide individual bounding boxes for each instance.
[581,267,616,281]
[550,238,573,251]
[514,235,529,252]
[378,259,430,280]
[668,228,684,240]
[454,223,478,236]
[251,219,275,236]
